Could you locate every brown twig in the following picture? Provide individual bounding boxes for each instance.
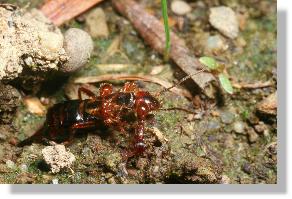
[73,74,193,100]
[232,81,273,89]
[40,0,104,26]
[112,0,217,98]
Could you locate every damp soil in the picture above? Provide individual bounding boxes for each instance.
[0,0,277,184]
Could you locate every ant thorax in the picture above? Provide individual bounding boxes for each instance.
[115,92,135,108]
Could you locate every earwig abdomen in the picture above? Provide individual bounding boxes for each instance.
[45,99,103,141]
[18,99,104,146]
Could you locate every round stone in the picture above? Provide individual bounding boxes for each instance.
[61,28,93,73]
[171,1,192,16]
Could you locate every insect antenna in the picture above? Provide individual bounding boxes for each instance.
[158,107,198,114]
[152,69,207,115]
[154,69,206,97]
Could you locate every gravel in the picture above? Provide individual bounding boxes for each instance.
[205,35,228,54]
[171,0,192,16]
[247,127,259,143]
[220,111,235,124]
[233,121,245,134]
[209,6,239,39]
[6,160,15,169]
[85,8,109,38]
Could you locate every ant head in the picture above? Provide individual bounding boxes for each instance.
[135,91,160,120]
[100,83,113,97]
[136,91,160,110]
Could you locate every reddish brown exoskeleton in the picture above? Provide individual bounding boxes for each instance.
[17,82,160,156]
[17,70,205,157]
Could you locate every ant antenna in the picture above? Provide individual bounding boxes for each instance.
[155,68,206,97]
[154,68,206,115]
[158,107,198,115]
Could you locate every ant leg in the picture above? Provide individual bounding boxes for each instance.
[63,121,97,145]
[78,87,97,100]
[122,82,138,92]
[133,121,146,154]
[121,122,146,161]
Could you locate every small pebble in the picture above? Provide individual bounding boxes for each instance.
[224,134,234,148]
[221,175,231,184]
[254,122,267,134]
[52,178,59,184]
[220,111,235,124]
[0,132,7,141]
[82,147,91,157]
[153,166,159,174]
[208,135,217,142]
[127,168,137,176]
[233,121,245,134]
[5,160,15,169]
[107,177,116,184]
[247,128,259,143]
[171,0,192,16]
[242,162,252,174]
[150,65,164,75]
[20,164,28,173]
[205,35,228,54]
[207,120,221,131]
[209,6,239,39]
[85,8,109,38]
[236,36,247,47]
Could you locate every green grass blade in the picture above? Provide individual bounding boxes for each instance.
[161,0,171,61]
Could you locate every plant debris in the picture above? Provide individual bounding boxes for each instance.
[40,0,104,26]
[112,0,217,98]
[73,73,193,100]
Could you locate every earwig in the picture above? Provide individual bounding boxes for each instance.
[17,70,205,157]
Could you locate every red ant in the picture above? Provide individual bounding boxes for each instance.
[17,70,204,157]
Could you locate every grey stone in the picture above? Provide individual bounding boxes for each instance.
[209,6,239,39]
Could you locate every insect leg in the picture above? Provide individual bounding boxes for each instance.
[78,87,97,100]
[71,121,97,129]
[133,121,146,154]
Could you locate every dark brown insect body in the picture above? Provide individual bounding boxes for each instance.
[18,82,160,156]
